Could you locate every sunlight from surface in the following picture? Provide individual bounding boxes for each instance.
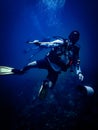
[42,0,66,10]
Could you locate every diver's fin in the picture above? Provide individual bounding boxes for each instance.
[38,84,48,99]
[0,66,14,75]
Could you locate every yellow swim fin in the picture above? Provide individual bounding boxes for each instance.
[0,66,14,75]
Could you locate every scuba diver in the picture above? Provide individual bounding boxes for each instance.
[0,31,94,99]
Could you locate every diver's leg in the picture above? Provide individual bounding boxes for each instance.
[22,57,50,73]
[38,70,59,99]
[12,58,48,74]
[21,61,37,72]
[12,61,37,74]
[38,79,53,99]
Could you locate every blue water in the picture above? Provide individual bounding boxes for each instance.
[0,0,98,130]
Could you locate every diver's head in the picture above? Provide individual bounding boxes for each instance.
[68,30,80,44]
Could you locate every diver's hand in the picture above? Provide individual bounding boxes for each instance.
[33,40,40,46]
[78,73,84,81]
[25,40,40,45]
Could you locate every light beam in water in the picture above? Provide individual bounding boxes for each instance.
[42,0,66,10]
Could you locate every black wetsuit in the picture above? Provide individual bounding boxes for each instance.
[12,42,80,87]
[32,44,80,87]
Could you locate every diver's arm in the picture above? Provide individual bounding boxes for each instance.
[75,60,82,74]
[26,39,64,47]
[40,39,64,47]
[75,58,84,81]
[73,47,84,81]
[75,64,84,81]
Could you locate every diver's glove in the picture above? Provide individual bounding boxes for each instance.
[25,40,40,46]
[33,40,40,46]
[78,72,84,81]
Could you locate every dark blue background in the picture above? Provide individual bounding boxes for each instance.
[0,0,98,130]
